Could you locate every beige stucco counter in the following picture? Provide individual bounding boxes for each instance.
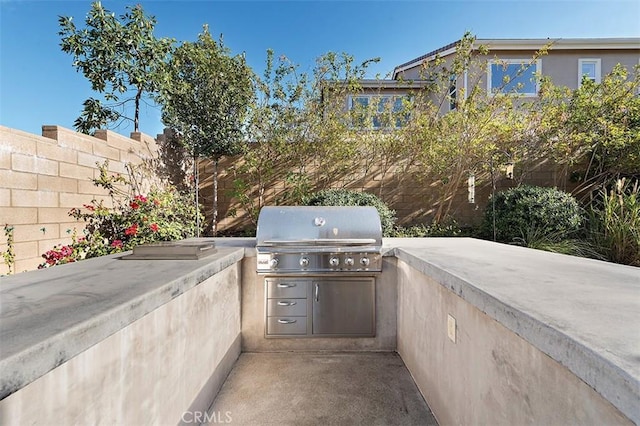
[384,237,640,425]
[0,241,248,424]
[1,237,638,425]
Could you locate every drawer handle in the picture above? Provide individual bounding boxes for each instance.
[278,319,297,324]
[277,283,296,288]
[277,301,297,306]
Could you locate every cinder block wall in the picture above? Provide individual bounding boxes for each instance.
[0,126,159,274]
[208,154,579,234]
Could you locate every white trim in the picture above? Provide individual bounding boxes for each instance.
[578,58,602,86]
[487,58,542,97]
[476,38,640,51]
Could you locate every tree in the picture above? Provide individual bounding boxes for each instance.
[59,1,173,133]
[228,50,380,226]
[395,33,548,223]
[535,64,640,196]
[158,26,254,235]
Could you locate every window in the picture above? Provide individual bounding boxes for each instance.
[449,75,457,111]
[578,58,601,86]
[349,95,410,129]
[487,59,541,96]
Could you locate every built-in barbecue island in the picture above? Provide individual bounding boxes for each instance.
[1,236,638,425]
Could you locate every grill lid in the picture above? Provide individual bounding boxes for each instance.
[256,206,382,249]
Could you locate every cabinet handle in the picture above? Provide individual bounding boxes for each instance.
[314,283,319,302]
[277,301,296,306]
[278,319,297,324]
[277,283,296,288]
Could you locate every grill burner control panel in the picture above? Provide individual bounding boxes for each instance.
[257,252,381,273]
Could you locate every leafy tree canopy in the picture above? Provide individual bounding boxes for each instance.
[157,25,254,234]
[158,25,254,159]
[59,1,173,133]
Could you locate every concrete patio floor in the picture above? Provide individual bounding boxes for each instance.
[208,352,438,426]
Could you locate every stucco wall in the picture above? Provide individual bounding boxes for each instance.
[0,262,241,425]
[395,258,632,425]
[0,125,159,274]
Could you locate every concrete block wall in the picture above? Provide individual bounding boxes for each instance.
[0,126,159,274]
[209,152,580,234]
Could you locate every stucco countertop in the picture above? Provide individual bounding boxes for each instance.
[0,243,247,400]
[384,237,640,424]
[1,237,638,422]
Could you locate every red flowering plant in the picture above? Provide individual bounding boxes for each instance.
[39,161,204,266]
[66,188,204,259]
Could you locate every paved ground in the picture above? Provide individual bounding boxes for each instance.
[208,352,438,426]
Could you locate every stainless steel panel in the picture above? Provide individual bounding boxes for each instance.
[256,206,382,247]
[267,317,307,335]
[266,280,309,298]
[267,298,307,317]
[312,278,375,336]
[257,252,382,274]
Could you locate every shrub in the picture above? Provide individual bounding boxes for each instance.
[587,179,640,266]
[391,220,466,237]
[303,189,396,236]
[38,188,203,268]
[482,185,583,243]
[511,226,604,259]
[39,161,204,268]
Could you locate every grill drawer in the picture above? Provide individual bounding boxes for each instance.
[267,317,307,335]
[266,280,308,298]
[267,298,307,317]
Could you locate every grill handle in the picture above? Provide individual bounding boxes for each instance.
[277,283,296,288]
[277,301,297,306]
[314,283,319,302]
[277,319,297,324]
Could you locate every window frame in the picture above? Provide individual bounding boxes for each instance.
[487,58,542,97]
[347,94,410,129]
[578,58,602,87]
[449,75,457,111]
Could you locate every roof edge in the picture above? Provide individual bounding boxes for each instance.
[392,37,640,79]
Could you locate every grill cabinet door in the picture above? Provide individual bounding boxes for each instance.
[312,278,375,336]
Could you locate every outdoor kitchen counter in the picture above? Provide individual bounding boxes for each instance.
[0,243,246,400]
[385,237,640,424]
[1,237,638,423]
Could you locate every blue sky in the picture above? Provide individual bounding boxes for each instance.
[1,0,639,137]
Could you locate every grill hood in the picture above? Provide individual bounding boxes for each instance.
[256,206,383,249]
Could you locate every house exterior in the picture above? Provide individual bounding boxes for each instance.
[339,79,429,129]
[390,37,640,114]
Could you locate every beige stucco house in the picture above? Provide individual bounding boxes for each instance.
[344,37,639,122]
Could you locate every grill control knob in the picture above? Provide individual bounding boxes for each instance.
[329,257,340,267]
[269,258,279,269]
[344,257,354,266]
[360,257,370,267]
[300,257,309,267]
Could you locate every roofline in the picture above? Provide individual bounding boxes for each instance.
[324,79,431,89]
[392,37,640,79]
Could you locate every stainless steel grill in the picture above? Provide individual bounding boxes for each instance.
[256,206,382,338]
[256,206,383,274]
